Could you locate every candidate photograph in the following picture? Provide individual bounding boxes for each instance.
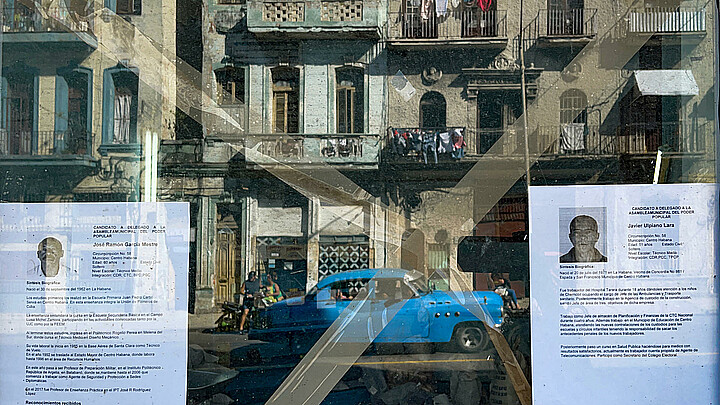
[560,214,608,263]
[27,237,73,278]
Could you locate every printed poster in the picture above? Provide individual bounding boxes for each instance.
[0,203,190,405]
[530,184,719,404]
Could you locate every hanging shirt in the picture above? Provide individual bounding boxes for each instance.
[438,132,452,154]
[478,0,493,12]
[421,0,433,20]
[436,0,448,17]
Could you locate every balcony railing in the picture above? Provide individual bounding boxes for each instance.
[534,122,704,155]
[470,123,705,157]
[386,127,467,163]
[628,8,706,34]
[470,127,526,155]
[388,8,506,40]
[461,9,507,38]
[2,6,93,33]
[0,130,93,157]
[234,134,380,166]
[538,8,596,37]
[614,122,705,154]
[247,0,379,35]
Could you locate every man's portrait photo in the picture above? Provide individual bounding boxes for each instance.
[559,210,608,263]
[27,237,72,278]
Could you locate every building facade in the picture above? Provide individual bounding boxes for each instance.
[1,0,176,203]
[167,0,716,312]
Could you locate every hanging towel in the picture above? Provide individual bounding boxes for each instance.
[560,123,585,152]
[436,0,447,17]
[450,0,461,9]
[478,0,493,12]
[438,132,452,154]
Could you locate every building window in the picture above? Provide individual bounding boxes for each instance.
[335,67,364,134]
[56,67,92,155]
[420,91,446,128]
[427,243,449,271]
[215,66,245,105]
[116,0,141,15]
[559,89,587,124]
[559,89,587,153]
[272,67,299,134]
[1,67,35,155]
[102,66,139,145]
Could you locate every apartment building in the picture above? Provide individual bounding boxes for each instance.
[164,0,715,311]
[1,0,176,203]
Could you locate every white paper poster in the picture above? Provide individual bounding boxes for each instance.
[0,203,190,405]
[530,184,719,405]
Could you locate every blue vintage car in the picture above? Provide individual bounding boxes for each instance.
[249,268,504,352]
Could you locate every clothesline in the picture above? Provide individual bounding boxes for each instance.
[412,0,495,19]
[389,127,467,163]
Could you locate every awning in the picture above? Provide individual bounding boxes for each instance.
[633,70,699,96]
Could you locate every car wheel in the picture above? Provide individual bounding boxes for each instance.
[454,325,489,353]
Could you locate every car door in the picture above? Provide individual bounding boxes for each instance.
[371,278,430,342]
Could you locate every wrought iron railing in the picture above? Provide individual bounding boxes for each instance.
[628,7,706,34]
[218,133,380,165]
[388,8,506,40]
[538,8,596,37]
[461,9,507,38]
[469,123,705,156]
[0,130,93,156]
[470,127,526,155]
[533,122,705,155]
[2,6,93,33]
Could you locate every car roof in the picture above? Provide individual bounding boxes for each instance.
[316,268,423,289]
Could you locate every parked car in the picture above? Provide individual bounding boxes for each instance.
[249,268,504,352]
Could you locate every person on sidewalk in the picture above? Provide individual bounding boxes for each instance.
[238,271,262,334]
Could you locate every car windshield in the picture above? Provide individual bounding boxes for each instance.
[407,276,430,296]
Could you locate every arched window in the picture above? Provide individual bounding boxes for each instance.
[271,67,299,133]
[420,91,446,129]
[335,67,364,134]
[102,65,139,145]
[559,89,587,153]
[560,89,587,124]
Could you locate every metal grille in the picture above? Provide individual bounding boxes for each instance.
[318,242,369,279]
[263,2,305,22]
[321,0,363,22]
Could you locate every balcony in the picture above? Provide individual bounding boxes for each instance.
[226,134,380,168]
[469,122,706,158]
[2,5,97,50]
[246,0,381,38]
[534,8,596,45]
[385,127,468,164]
[627,8,705,43]
[387,9,507,48]
[0,130,98,167]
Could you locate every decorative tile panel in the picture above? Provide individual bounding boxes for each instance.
[320,0,363,22]
[263,2,305,22]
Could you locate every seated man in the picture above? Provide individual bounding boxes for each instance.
[492,273,519,310]
[238,271,262,334]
